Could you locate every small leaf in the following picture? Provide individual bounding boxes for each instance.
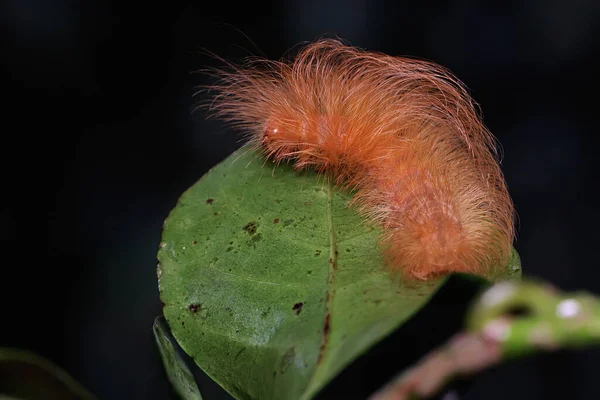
[157,146,520,400]
[0,348,96,400]
[154,316,203,400]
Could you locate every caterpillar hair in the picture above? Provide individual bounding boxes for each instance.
[201,39,515,281]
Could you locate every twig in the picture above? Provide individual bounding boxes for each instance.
[369,280,600,400]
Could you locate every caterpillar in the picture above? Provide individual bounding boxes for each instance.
[202,39,515,281]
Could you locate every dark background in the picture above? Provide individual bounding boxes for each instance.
[2,1,600,399]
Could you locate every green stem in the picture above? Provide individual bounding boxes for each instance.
[369,279,600,400]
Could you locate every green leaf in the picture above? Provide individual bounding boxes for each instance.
[154,316,203,400]
[157,146,520,400]
[0,348,96,400]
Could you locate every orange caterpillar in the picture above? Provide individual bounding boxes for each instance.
[204,39,515,280]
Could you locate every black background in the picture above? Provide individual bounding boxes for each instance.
[2,1,600,399]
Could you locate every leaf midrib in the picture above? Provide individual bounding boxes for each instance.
[301,178,338,400]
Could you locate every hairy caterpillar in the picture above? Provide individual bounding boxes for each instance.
[202,39,515,281]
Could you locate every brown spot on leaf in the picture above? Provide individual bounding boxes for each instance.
[292,302,304,315]
[192,240,198,245]
[188,303,209,320]
[206,198,214,204]
[188,303,201,313]
[243,221,258,235]
[273,218,280,224]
